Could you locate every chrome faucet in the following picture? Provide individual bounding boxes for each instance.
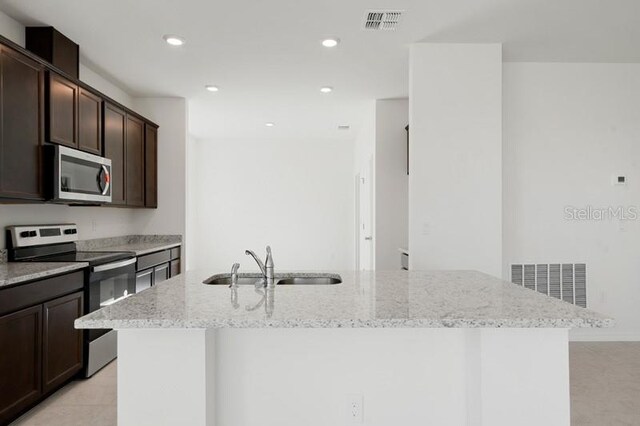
[230,262,240,288]
[245,246,274,286]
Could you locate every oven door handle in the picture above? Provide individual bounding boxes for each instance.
[92,257,137,273]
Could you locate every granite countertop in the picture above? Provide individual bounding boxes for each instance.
[76,235,181,256]
[75,270,613,329]
[0,262,88,289]
[84,242,181,256]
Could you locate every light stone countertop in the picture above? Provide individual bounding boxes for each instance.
[0,262,88,289]
[82,242,181,256]
[75,270,613,329]
[76,235,181,256]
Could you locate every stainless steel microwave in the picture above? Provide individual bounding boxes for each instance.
[52,145,112,203]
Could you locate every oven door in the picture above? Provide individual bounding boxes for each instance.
[53,145,112,203]
[87,257,136,341]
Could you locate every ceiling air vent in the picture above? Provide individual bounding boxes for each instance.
[363,10,404,31]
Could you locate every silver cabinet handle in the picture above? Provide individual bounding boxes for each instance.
[93,257,136,272]
[364,236,373,241]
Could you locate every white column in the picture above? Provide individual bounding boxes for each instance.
[469,328,571,426]
[408,43,503,276]
[117,329,215,426]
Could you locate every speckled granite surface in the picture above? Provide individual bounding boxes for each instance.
[0,249,6,263]
[0,262,88,288]
[75,270,613,330]
[76,235,181,256]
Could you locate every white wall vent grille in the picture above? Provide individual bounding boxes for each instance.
[363,10,404,31]
[511,263,587,308]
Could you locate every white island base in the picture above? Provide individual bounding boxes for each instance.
[117,327,570,426]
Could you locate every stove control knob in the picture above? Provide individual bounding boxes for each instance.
[64,229,74,235]
[29,231,37,237]
[20,231,30,238]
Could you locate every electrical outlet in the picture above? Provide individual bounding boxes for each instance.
[346,394,363,423]
[91,220,97,232]
[422,222,430,236]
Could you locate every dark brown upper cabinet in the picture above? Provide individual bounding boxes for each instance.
[47,72,78,148]
[25,26,79,79]
[47,72,103,155]
[78,88,102,155]
[125,114,145,207]
[103,102,127,206]
[0,45,45,201]
[145,123,158,208]
[0,34,158,208]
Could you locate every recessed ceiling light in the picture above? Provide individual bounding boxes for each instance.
[163,35,185,46]
[320,86,333,93]
[265,122,275,127]
[205,85,219,92]
[321,38,340,48]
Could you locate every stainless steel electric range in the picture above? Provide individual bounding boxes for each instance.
[6,224,136,377]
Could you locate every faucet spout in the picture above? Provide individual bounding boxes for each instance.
[245,250,266,276]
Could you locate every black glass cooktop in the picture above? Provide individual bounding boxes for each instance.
[27,251,134,267]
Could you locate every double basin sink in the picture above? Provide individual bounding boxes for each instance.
[204,273,342,285]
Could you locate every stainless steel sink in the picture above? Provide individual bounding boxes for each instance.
[276,277,342,285]
[203,275,263,285]
[203,273,341,285]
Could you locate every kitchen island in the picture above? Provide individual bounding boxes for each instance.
[76,270,611,426]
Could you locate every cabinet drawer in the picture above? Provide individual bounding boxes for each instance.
[170,246,181,260]
[0,271,84,317]
[136,250,170,271]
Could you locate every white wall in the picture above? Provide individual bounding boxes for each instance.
[0,8,23,45]
[354,102,376,270]
[375,99,409,270]
[130,98,187,239]
[503,62,640,340]
[408,44,503,276]
[189,137,354,273]
[0,12,187,249]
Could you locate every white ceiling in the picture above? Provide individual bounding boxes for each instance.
[1,0,639,140]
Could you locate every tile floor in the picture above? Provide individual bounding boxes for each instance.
[11,360,117,426]
[10,342,640,425]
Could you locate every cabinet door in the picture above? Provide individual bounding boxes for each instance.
[125,114,145,207]
[78,88,102,155]
[103,103,127,205]
[144,123,158,208]
[0,305,42,424]
[154,263,169,285]
[42,292,83,394]
[47,72,78,148]
[170,259,181,277]
[136,268,153,293]
[0,46,45,200]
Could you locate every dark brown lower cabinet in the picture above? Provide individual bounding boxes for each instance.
[0,272,84,425]
[42,292,83,394]
[0,305,42,425]
[170,259,181,277]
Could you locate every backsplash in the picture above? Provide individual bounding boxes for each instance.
[75,234,182,251]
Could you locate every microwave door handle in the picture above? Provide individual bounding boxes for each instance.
[99,165,111,195]
[92,258,136,273]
